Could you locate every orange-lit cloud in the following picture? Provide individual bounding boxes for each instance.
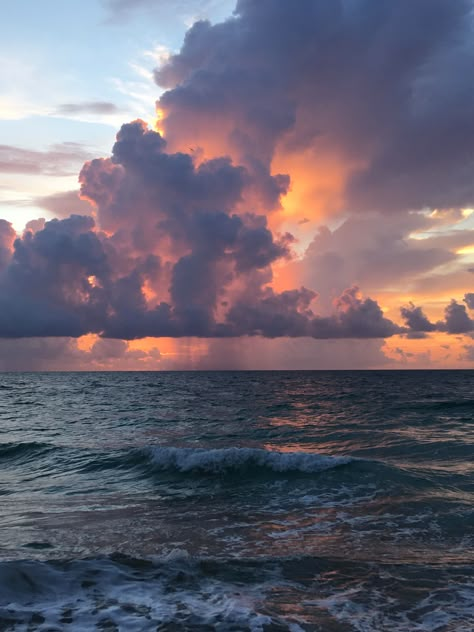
[2,0,474,369]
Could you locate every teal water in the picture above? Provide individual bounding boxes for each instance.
[0,371,473,630]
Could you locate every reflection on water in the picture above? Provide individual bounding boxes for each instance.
[0,371,473,629]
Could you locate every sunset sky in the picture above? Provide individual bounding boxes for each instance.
[1,0,474,370]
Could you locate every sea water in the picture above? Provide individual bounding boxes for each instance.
[0,371,472,630]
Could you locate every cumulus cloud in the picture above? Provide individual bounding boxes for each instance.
[0,116,295,338]
[0,117,400,340]
[400,302,436,335]
[1,0,474,351]
[0,215,108,337]
[400,299,474,336]
[442,300,474,334]
[464,293,474,310]
[156,0,474,213]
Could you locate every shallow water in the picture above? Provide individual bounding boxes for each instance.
[0,371,473,630]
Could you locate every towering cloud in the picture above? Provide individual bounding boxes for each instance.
[156,0,474,213]
[0,119,400,339]
[0,0,473,350]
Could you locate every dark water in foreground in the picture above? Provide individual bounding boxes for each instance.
[0,371,473,631]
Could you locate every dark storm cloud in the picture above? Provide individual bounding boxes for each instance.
[56,101,122,116]
[464,293,474,310]
[400,298,474,336]
[225,285,402,339]
[156,0,474,212]
[0,119,301,339]
[0,216,109,337]
[2,1,473,342]
[442,300,474,334]
[401,298,474,336]
[310,287,402,339]
[0,213,401,340]
[400,302,436,333]
[0,110,468,343]
[224,287,316,337]
[0,143,94,176]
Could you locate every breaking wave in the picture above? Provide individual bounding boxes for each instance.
[142,446,354,474]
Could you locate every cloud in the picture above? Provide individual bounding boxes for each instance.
[0,219,16,271]
[0,118,401,341]
[0,337,86,371]
[0,215,108,337]
[464,292,474,310]
[442,300,474,334]
[56,102,122,116]
[0,117,298,339]
[0,336,162,371]
[312,286,402,339]
[103,0,161,15]
[23,218,46,235]
[0,334,393,371]
[2,1,474,355]
[0,143,94,176]
[34,190,94,218]
[284,212,469,308]
[400,302,436,334]
[156,0,474,213]
[400,298,474,336]
[103,0,231,21]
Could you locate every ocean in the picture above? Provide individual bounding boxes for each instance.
[0,371,472,631]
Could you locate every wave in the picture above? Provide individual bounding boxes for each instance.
[0,441,53,461]
[0,552,301,631]
[143,446,354,474]
[0,554,472,632]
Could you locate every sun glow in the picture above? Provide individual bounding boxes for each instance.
[456,245,474,256]
[151,108,165,136]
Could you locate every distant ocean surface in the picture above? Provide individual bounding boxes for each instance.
[0,371,473,631]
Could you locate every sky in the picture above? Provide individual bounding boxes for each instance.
[1,0,474,370]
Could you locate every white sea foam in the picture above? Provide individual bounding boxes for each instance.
[0,554,299,631]
[144,446,353,474]
[306,581,474,632]
[0,555,472,631]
